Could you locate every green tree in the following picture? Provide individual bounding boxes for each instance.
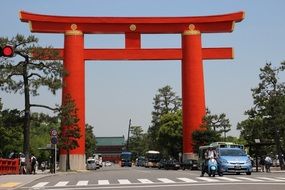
[85,124,96,158]
[30,112,60,164]
[0,106,23,157]
[148,85,181,150]
[157,110,182,159]
[192,129,220,153]
[128,126,148,157]
[238,62,285,169]
[58,94,81,171]
[204,109,231,140]
[192,109,231,152]
[0,34,62,171]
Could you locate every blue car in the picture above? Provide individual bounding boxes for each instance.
[217,148,252,175]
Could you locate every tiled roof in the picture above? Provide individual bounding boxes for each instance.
[96,136,125,146]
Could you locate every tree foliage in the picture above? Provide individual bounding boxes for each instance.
[192,109,231,152]
[148,85,181,150]
[237,62,285,169]
[157,110,182,159]
[0,35,62,95]
[201,109,231,140]
[128,126,148,158]
[0,102,23,157]
[0,100,61,164]
[58,94,81,171]
[85,124,96,158]
[0,34,63,171]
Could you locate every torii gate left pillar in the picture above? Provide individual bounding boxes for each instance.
[62,29,86,170]
[20,11,244,170]
[182,25,205,159]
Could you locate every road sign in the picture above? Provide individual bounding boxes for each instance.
[50,129,58,144]
[51,136,58,144]
[50,129,58,136]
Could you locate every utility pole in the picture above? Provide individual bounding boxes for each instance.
[126,119,131,151]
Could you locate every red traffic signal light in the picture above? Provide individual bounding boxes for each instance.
[1,45,14,57]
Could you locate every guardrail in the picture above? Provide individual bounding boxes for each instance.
[0,158,19,175]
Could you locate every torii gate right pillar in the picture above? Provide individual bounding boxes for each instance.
[182,25,205,160]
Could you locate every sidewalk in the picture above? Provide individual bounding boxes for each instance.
[252,166,285,173]
[0,170,53,190]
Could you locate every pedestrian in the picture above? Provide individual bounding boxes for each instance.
[259,156,265,172]
[19,153,26,174]
[265,155,272,172]
[40,161,46,172]
[31,154,37,174]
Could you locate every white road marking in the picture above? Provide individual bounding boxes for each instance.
[98,180,110,185]
[257,177,285,182]
[32,182,49,188]
[137,179,154,183]
[76,180,89,186]
[118,179,132,184]
[196,177,220,182]
[235,177,263,182]
[157,178,175,183]
[30,176,285,189]
[177,177,198,183]
[219,177,242,182]
[54,181,69,186]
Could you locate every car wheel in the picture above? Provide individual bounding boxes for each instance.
[246,172,251,175]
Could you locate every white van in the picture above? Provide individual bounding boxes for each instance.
[86,158,97,170]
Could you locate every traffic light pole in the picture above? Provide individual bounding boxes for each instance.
[55,144,57,174]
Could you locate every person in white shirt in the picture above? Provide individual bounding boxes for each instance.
[265,155,272,172]
[200,146,217,177]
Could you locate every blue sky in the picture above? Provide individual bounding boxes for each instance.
[1,0,285,137]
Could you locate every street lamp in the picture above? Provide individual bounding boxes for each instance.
[126,119,131,151]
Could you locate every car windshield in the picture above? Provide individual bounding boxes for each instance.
[87,160,95,164]
[220,149,247,156]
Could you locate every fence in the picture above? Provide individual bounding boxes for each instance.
[0,158,19,175]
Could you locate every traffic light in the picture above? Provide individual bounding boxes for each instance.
[0,45,14,57]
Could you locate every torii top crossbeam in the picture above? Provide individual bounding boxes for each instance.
[20,11,244,61]
[20,11,244,34]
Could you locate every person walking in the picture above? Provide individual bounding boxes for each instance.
[265,155,272,172]
[259,156,265,172]
[19,153,26,174]
[31,154,37,174]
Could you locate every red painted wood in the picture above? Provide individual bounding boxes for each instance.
[182,32,205,154]
[20,11,244,33]
[62,33,85,155]
[54,47,233,60]
[125,33,141,49]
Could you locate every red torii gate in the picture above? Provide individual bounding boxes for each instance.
[20,11,244,170]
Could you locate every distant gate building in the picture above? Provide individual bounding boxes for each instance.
[95,136,125,163]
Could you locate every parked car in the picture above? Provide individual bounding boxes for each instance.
[157,159,167,169]
[86,158,97,170]
[181,159,198,170]
[105,161,112,167]
[136,156,145,167]
[164,159,180,170]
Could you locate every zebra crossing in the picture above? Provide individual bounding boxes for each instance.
[31,176,285,188]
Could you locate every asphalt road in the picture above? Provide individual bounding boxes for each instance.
[15,165,285,190]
